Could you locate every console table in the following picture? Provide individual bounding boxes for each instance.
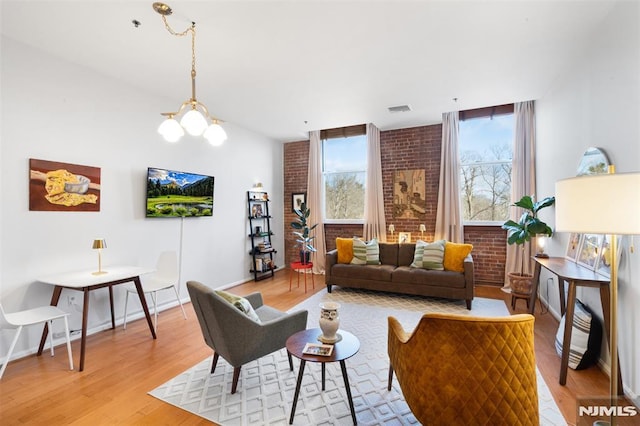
[531,257,623,394]
[37,266,157,371]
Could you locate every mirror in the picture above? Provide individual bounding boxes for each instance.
[576,147,610,175]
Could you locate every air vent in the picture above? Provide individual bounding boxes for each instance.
[388,105,412,113]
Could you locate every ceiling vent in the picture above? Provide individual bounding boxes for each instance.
[388,105,412,113]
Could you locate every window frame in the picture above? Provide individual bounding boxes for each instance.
[321,125,367,224]
[458,104,514,226]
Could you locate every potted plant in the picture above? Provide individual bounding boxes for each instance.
[291,202,318,264]
[502,195,555,295]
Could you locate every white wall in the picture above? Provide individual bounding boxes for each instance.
[0,37,284,360]
[536,1,640,400]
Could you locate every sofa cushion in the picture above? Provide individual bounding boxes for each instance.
[332,263,395,281]
[411,240,445,270]
[398,243,416,266]
[351,238,381,265]
[215,290,262,323]
[443,242,473,273]
[392,266,466,288]
[380,242,400,266]
[336,237,354,264]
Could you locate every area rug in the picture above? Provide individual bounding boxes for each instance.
[149,288,566,425]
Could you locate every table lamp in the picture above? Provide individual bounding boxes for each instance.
[419,224,426,240]
[389,224,395,241]
[555,168,640,424]
[92,238,108,275]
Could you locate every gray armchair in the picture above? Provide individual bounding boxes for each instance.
[186,281,308,394]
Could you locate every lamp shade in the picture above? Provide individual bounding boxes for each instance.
[158,118,184,142]
[203,122,228,146]
[555,172,640,235]
[92,239,106,249]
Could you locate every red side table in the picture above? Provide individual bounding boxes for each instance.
[289,262,314,293]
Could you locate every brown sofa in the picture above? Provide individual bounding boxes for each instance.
[325,242,474,309]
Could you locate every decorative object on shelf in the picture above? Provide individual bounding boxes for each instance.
[318,302,341,343]
[291,192,306,212]
[398,232,411,244]
[502,195,555,295]
[565,233,582,261]
[419,224,426,240]
[250,203,263,218]
[152,2,227,146]
[291,202,317,264]
[555,167,640,408]
[91,239,108,275]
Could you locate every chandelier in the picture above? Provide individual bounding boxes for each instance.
[153,2,227,146]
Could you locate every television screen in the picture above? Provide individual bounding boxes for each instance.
[146,167,214,217]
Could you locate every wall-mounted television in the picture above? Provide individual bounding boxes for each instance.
[146,167,214,218]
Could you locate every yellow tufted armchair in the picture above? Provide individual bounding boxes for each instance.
[388,313,538,425]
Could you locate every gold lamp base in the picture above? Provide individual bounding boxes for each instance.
[91,270,108,276]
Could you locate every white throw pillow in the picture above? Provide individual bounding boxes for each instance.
[411,239,445,270]
[351,238,381,265]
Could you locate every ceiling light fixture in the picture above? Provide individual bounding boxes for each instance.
[153,2,227,146]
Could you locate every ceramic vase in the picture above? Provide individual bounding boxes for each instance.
[319,302,340,342]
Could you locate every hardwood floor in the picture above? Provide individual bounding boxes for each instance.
[0,270,615,425]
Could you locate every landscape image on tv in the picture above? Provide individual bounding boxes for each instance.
[146,167,214,218]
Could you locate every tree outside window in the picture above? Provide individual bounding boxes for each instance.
[459,111,514,223]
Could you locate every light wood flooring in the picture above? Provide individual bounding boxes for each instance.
[0,270,621,425]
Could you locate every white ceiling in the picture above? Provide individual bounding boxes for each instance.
[1,1,617,142]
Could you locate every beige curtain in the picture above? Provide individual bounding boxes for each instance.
[503,101,536,291]
[435,111,463,243]
[307,130,326,274]
[363,123,387,241]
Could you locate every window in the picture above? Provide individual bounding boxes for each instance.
[458,105,514,223]
[322,125,367,221]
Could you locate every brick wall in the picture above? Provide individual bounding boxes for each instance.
[282,124,507,286]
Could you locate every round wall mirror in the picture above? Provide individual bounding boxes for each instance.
[576,147,610,175]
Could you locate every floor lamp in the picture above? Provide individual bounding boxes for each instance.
[555,169,640,424]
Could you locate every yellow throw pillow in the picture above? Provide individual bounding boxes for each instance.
[443,242,473,273]
[336,237,354,264]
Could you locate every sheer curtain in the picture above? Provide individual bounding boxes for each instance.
[503,101,536,291]
[363,123,387,241]
[435,111,463,243]
[307,131,326,274]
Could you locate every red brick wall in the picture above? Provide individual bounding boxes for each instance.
[464,226,507,286]
[282,124,507,286]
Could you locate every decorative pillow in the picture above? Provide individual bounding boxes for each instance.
[411,239,445,270]
[351,238,381,265]
[336,237,354,264]
[443,242,473,272]
[555,299,602,370]
[214,290,261,323]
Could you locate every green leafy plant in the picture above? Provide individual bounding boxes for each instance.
[291,202,318,263]
[502,195,555,275]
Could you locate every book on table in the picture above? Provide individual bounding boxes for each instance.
[302,342,334,356]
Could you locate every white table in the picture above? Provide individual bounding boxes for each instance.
[37,266,156,371]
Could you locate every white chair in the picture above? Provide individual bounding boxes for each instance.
[0,303,74,379]
[123,251,186,332]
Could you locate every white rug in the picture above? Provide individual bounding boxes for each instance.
[149,288,566,425]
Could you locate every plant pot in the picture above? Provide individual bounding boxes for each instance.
[299,250,311,264]
[508,272,534,295]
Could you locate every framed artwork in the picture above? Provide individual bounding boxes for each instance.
[393,169,426,219]
[577,234,604,270]
[292,192,306,212]
[398,232,412,244]
[29,158,101,212]
[565,233,582,261]
[595,235,621,277]
[250,203,263,218]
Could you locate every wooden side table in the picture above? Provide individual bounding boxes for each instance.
[289,261,314,293]
[286,328,360,425]
[531,256,623,394]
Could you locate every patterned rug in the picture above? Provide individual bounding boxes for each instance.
[149,288,566,425]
